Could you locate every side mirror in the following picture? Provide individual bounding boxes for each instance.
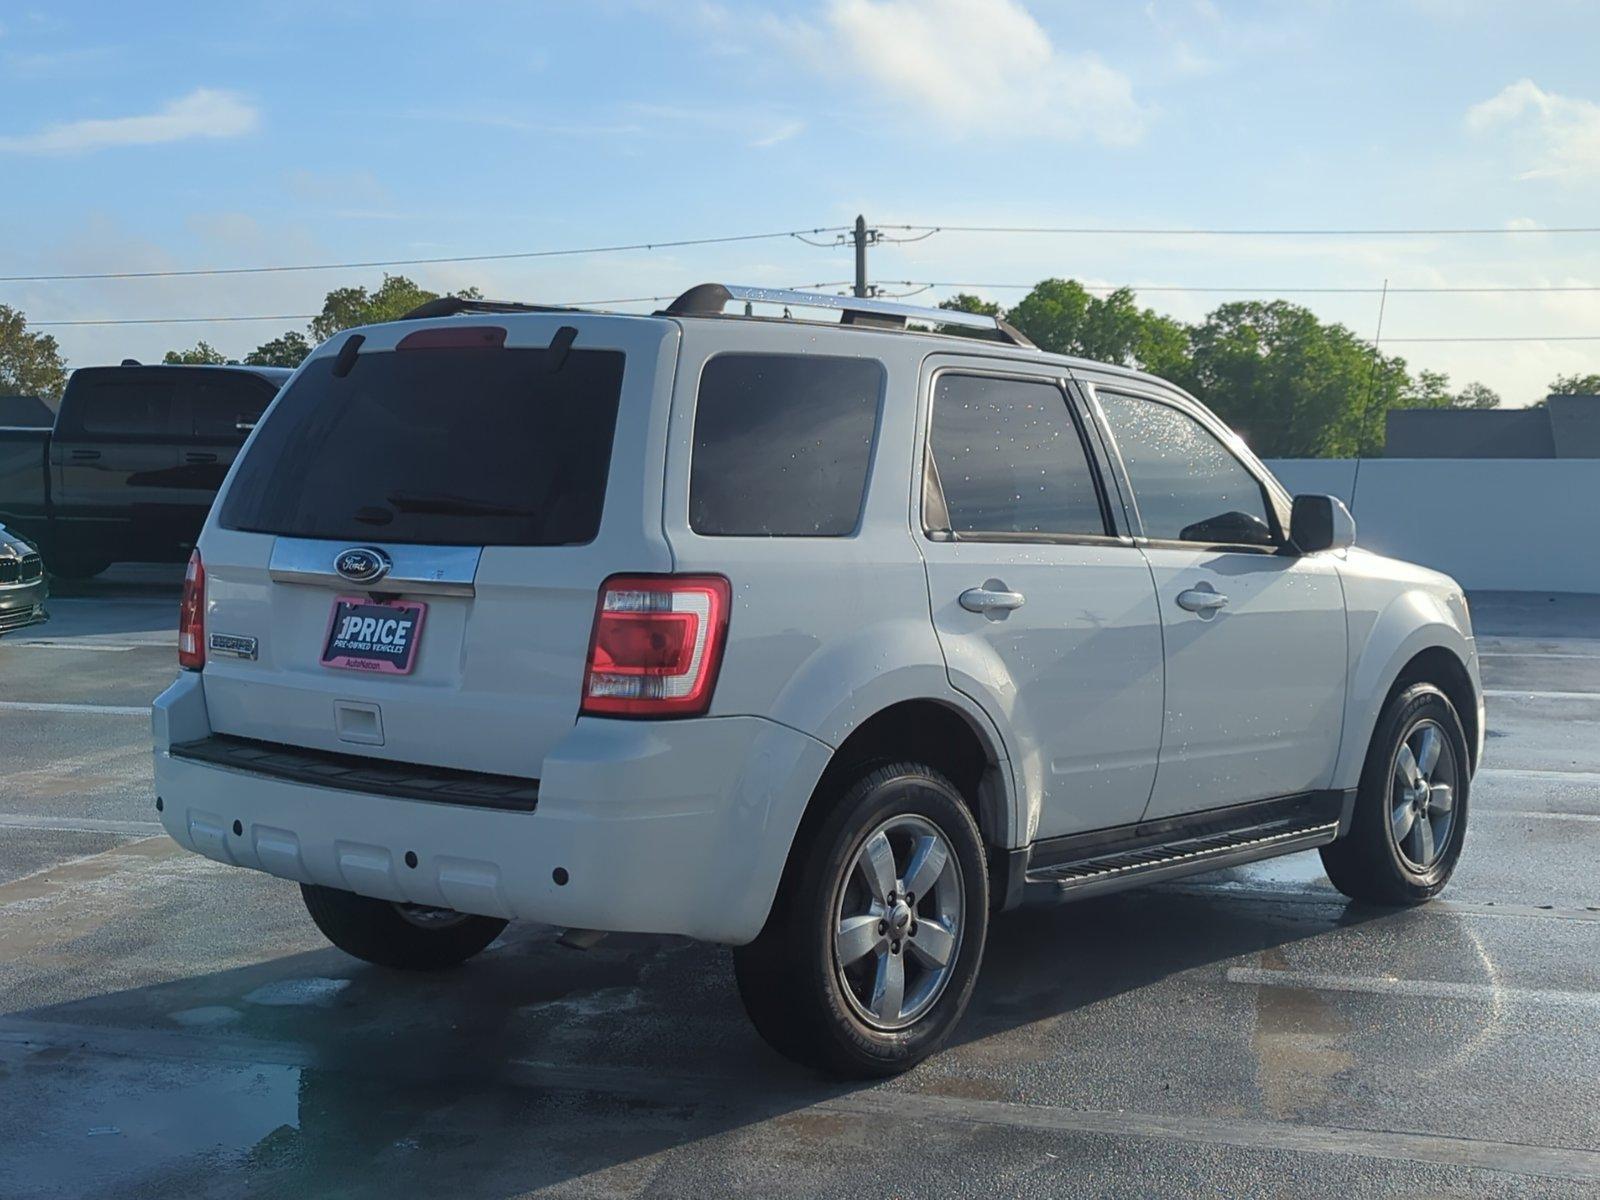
[1178,510,1277,547]
[1291,494,1356,553]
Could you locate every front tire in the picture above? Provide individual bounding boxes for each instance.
[46,552,111,581]
[1321,683,1470,904]
[733,761,989,1078]
[300,883,507,970]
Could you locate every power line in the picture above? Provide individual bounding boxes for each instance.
[33,313,318,327]
[882,279,1600,295]
[881,222,1600,237]
[27,283,857,328]
[0,226,853,284]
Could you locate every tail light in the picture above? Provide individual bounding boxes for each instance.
[178,550,205,670]
[581,575,730,717]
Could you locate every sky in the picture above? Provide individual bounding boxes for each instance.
[3,0,1600,406]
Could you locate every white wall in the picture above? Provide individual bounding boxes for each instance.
[1266,458,1599,594]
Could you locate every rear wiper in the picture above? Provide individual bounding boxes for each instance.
[382,490,536,517]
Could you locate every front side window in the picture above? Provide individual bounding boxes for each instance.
[1097,391,1277,547]
[928,373,1106,537]
[188,378,273,440]
[690,353,883,537]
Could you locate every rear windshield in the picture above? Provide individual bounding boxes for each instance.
[220,345,624,546]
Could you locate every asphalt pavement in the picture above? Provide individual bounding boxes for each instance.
[1,570,1597,1198]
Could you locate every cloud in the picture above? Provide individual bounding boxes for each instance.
[1466,79,1600,180]
[714,0,1146,145]
[751,118,805,148]
[0,88,258,154]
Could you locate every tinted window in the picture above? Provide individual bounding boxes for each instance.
[221,347,624,546]
[1098,392,1276,546]
[190,377,274,439]
[928,374,1105,537]
[690,354,882,537]
[75,382,184,437]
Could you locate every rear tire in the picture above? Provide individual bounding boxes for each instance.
[1321,683,1470,904]
[300,883,507,970]
[734,761,989,1078]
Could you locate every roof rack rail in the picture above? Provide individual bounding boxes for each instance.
[662,283,1036,348]
[397,296,581,321]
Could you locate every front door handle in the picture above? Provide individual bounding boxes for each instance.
[184,451,219,464]
[960,584,1026,615]
[1176,588,1229,614]
[68,449,101,461]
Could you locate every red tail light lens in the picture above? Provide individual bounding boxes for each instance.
[178,550,205,670]
[582,575,730,717]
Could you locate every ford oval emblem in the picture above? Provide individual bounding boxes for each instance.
[334,546,391,585]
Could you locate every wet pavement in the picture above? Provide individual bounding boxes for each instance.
[1,577,1598,1197]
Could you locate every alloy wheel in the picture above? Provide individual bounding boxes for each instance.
[833,814,964,1031]
[1389,718,1459,871]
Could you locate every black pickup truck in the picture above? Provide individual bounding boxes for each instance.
[0,363,291,578]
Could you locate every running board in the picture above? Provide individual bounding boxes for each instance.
[1023,820,1340,903]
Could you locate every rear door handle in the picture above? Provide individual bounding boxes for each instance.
[68,449,101,461]
[960,584,1026,615]
[184,451,219,464]
[1176,588,1229,613]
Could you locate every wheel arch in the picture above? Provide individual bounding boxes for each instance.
[1336,601,1481,790]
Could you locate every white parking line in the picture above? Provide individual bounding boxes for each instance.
[1488,809,1600,823]
[1484,689,1600,700]
[6,641,140,653]
[0,700,149,716]
[1480,651,1600,660]
[0,813,164,837]
[1226,966,1600,1009]
[1480,766,1600,785]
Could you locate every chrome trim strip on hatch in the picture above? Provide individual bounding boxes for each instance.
[268,537,480,597]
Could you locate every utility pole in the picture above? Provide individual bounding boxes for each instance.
[852,214,876,298]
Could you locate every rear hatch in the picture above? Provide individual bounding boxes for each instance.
[195,314,678,778]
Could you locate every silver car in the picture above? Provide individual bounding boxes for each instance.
[0,523,48,635]
[152,285,1482,1077]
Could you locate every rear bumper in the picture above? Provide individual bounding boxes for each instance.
[151,672,831,944]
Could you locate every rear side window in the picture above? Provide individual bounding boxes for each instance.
[220,346,624,546]
[690,353,882,537]
[928,374,1106,537]
[74,381,185,438]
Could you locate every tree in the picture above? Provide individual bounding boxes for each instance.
[1186,300,1408,458]
[163,341,230,365]
[0,304,67,402]
[938,293,1001,317]
[244,331,312,368]
[307,274,481,344]
[1003,279,1189,378]
[1403,369,1454,409]
[1548,372,1600,396]
[1452,381,1501,409]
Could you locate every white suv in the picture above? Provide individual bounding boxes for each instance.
[153,285,1483,1077]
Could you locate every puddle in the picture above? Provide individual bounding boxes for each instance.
[0,1050,302,1195]
[170,1005,243,1028]
[242,977,352,1007]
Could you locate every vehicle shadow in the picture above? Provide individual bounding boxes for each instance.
[1,877,1395,1198]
